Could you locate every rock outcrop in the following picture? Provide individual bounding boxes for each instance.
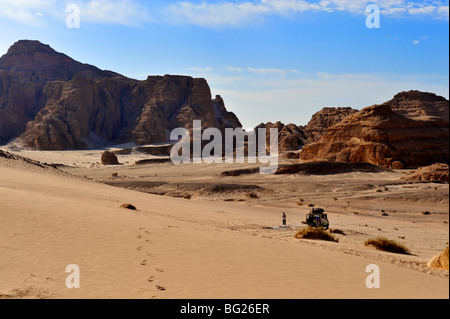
[0,40,241,150]
[255,122,308,153]
[299,101,449,169]
[386,90,449,123]
[101,151,120,166]
[303,107,359,143]
[402,163,449,183]
[254,108,358,154]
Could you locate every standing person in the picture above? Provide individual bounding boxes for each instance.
[282,212,287,226]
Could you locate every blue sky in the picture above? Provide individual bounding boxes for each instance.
[0,0,448,128]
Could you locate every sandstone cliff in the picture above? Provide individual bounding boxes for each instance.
[0,40,241,150]
[255,107,358,153]
[386,90,449,123]
[304,107,359,143]
[299,94,449,169]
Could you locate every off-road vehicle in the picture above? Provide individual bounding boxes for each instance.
[306,208,329,230]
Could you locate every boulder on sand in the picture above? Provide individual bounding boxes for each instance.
[101,151,120,165]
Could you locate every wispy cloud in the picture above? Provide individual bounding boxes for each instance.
[227,66,244,72]
[0,0,151,26]
[163,0,450,27]
[0,0,58,26]
[0,0,448,28]
[248,67,300,77]
[186,66,215,73]
[75,0,151,26]
[202,70,450,127]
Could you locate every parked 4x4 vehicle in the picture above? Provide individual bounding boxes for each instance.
[306,208,330,230]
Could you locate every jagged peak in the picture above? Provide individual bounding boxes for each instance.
[5,40,57,56]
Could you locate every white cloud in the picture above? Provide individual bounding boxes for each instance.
[248,67,300,77]
[205,71,449,127]
[186,66,214,73]
[76,0,151,26]
[163,0,450,27]
[413,40,420,45]
[0,0,57,26]
[227,66,244,72]
[0,0,151,26]
[0,0,448,28]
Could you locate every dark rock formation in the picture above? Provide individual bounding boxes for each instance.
[101,151,119,165]
[0,40,241,150]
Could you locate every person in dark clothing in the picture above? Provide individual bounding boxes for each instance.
[282,212,287,226]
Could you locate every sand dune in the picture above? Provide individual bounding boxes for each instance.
[0,150,448,299]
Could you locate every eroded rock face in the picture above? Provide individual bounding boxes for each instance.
[0,40,241,150]
[386,91,449,123]
[402,163,449,183]
[304,107,359,143]
[255,122,308,153]
[299,103,449,169]
[254,108,358,154]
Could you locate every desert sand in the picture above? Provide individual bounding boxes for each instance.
[0,147,448,299]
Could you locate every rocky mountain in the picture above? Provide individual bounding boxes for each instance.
[254,122,308,153]
[0,40,241,150]
[386,90,449,122]
[255,107,358,154]
[303,107,359,143]
[299,92,449,169]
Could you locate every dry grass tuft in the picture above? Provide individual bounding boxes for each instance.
[246,192,259,199]
[294,227,339,242]
[329,229,346,236]
[120,204,137,210]
[365,237,410,255]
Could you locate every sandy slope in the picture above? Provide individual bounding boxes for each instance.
[0,154,448,299]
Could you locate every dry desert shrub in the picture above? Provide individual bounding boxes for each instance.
[427,245,449,270]
[120,204,137,210]
[365,237,410,255]
[294,227,339,243]
[329,229,346,236]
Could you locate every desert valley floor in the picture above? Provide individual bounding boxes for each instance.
[0,148,448,299]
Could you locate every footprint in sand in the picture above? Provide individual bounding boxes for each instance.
[141,260,148,266]
[155,268,164,273]
[137,246,143,251]
[156,285,166,291]
[147,276,155,283]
